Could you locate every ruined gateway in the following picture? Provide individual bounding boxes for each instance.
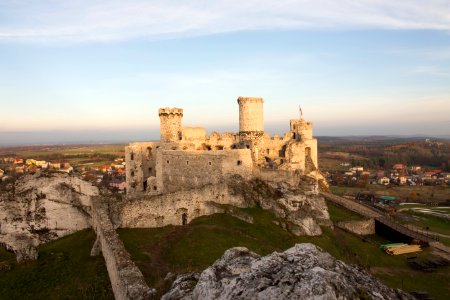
[122,97,329,233]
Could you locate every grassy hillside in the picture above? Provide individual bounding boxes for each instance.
[1,207,448,299]
[0,229,113,300]
[119,206,450,299]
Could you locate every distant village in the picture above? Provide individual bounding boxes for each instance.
[0,156,127,193]
[1,154,449,195]
[327,163,450,187]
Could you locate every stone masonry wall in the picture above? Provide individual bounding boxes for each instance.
[120,182,249,228]
[91,198,152,300]
[335,219,376,235]
[157,149,253,194]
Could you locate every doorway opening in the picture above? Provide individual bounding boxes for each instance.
[182,212,188,225]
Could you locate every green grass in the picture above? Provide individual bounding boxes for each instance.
[119,207,450,299]
[325,200,365,222]
[400,211,450,236]
[0,229,113,300]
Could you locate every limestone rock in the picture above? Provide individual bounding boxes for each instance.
[163,243,414,300]
[0,173,99,262]
[228,176,331,236]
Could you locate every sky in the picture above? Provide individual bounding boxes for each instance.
[0,1,450,145]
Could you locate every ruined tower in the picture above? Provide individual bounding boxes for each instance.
[237,97,265,163]
[237,97,264,135]
[159,108,183,142]
[290,119,313,141]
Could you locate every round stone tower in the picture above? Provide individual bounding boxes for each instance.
[237,97,265,164]
[237,97,264,134]
[159,108,183,142]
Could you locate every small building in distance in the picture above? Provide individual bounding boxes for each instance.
[125,97,321,195]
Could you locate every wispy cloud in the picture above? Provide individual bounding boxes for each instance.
[1,0,450,43]
[384,47,450,61]
[411,66,450,76]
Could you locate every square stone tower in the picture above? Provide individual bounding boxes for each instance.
[159,108,183,142]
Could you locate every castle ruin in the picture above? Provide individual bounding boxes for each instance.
[125,97,319,195]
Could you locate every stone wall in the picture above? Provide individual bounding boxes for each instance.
[253,168,301,186]
[120,182,249,228]
[121,176,330,237]
[182,127,206,141]
[157,149,253,194]
[91,198,152,300]
[335,219,376,235]
[126,142,159,194]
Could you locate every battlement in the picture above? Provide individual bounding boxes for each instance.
[290,119,313,129]
[159,107,184,116]
[237,97,264,104]
[159,107,183,142]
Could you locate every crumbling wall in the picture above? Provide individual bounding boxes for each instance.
[120,182,249,228]
[157,149,253,193]
[253,168,301,186]
[126,142,159,194]
[336,219,376,235]
[121,176,330,237]
[91,198,152,300]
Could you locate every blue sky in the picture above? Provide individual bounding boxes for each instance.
[0,1,449,144]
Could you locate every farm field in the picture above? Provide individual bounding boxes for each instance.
[0,144,126,167]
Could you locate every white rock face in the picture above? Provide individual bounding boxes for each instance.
[162,243,414,300]
[227,176,331,236]
[0,173,99,262]
[120,175,331,237]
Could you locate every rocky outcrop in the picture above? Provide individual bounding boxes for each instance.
[162,243,413,300]
[120,175,330,237]
[0,173,99,262]
[228,176,331,236]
